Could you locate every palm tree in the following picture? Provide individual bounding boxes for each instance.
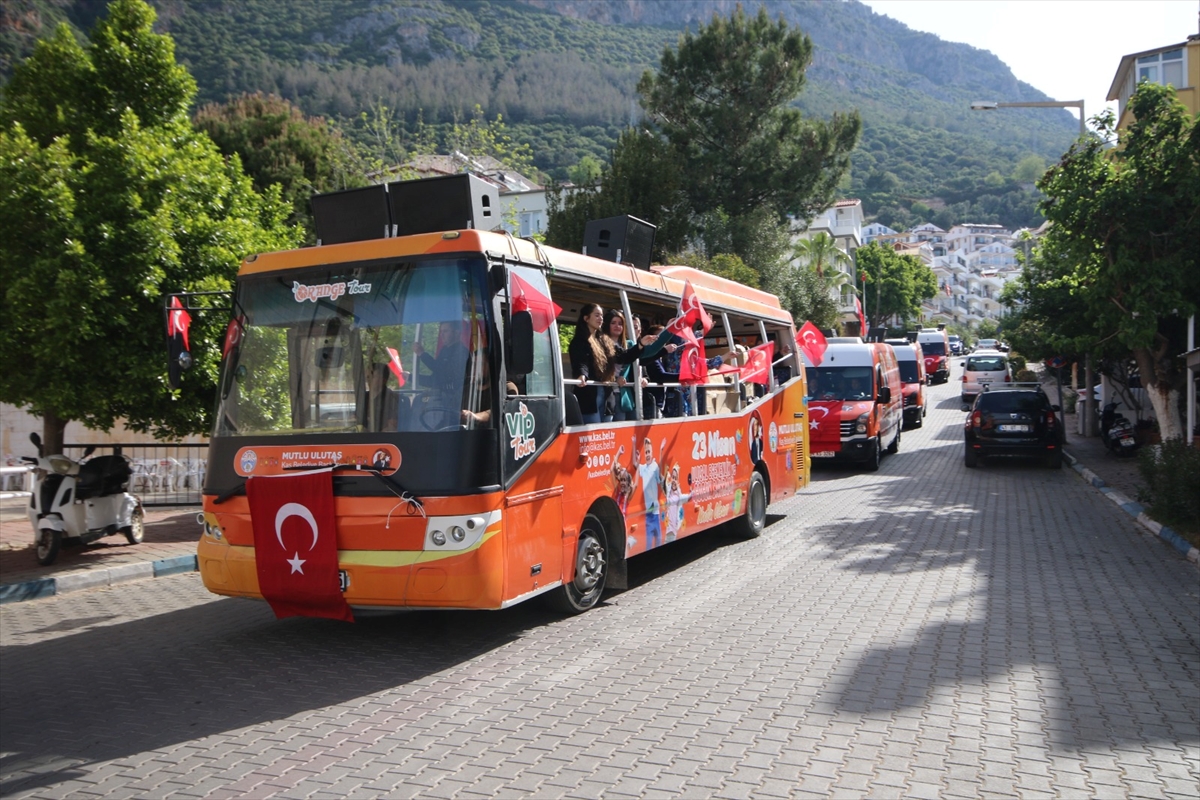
[792,232,851,278]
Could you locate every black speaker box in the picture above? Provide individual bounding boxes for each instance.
[311,184,393,245]
[583,215,656,269]
[388,173,500,236]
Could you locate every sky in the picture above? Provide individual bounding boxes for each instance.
[858,0,1199,130]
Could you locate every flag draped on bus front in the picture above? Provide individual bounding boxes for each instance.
[247,468,354,622]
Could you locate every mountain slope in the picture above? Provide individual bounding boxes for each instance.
[3,0,1076,228]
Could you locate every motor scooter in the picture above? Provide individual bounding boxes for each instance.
[1100,402,1139,458]
[21,433,144,566]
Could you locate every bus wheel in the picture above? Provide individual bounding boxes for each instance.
[547,514,608,614]
[734,471,767,539]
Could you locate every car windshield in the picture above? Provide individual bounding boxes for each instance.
[979,392,1047,413]
[897,361,920,383]
[967,356,1006,372]
[809,366,874,400]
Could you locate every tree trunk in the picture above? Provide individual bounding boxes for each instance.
[1133,346,1184,440]
[41,411,68,455]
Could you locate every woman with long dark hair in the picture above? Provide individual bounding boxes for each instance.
[568,304,616,424]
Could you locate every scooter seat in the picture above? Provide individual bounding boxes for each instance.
[76,455,132,499]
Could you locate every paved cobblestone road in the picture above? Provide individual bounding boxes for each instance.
[2,377,1197,799]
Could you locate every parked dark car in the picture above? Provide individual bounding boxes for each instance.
[964,387,1063,469]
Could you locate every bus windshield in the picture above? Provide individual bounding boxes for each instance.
[809,366,874,401]
[215,257,493,437]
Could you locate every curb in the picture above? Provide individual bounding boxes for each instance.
[1064,450,1200,565]
[0,554,198,605]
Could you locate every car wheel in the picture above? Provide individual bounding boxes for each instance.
[964,446,979,468]
[865,438,881,472]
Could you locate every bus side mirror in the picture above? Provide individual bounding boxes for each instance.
[876,386,891,404]
[508,310,534,375]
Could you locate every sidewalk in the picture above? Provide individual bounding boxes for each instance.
[1,418,1195,605]
[0,500,202,603]
[1059,411,1199,564]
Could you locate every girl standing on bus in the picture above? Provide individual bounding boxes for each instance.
[569,304,616,424]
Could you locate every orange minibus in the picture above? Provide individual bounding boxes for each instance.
[196,181,811,617]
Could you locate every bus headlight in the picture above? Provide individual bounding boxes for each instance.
[424,511,501,551]
[855,413,869,434]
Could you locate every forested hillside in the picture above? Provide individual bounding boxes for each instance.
[1,0,1083,229]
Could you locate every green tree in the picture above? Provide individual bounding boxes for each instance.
[546,127,691,261]
[767,263,843,333]
[1026,84,1198,438]
[668,250,761,289]
[855,242,938,330]
[1013,154,1046,183]
[446,104,537,180]
[567,154,603,186]
[193,93,364,240]
[637,5,860,238]
[0,0,299,452]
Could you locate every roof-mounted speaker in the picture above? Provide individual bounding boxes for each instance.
[583,215,656,270]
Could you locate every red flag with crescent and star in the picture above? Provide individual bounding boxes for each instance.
[677,327,708,386]
[796,321,828,367]
[666,280,713,337]
[247,468,354,622]
[385,347,406,386]
[739,342,774,385]
[511,273,562,333]
[167,296,191,351]
[807,402,843,452]
[853,294,867,338]
[222,315,244,359]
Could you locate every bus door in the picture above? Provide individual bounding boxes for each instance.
[498,263,566,601]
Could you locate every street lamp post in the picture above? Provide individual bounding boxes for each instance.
[970,99,1087,139]
[970,97,1094,435]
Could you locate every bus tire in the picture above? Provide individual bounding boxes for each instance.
[546,514,608,614]
[734,471,767,539]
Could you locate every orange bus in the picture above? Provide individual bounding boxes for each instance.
[196,183,810,617]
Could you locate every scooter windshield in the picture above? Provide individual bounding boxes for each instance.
[214,257,493,437]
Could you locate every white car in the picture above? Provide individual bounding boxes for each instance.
[961,352,1010,407]
[976,338,999,351]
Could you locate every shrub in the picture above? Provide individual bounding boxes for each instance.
[1136,439,1200,541]
[1015,369,1038,383]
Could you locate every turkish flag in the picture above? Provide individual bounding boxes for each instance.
[385,347,406,386]
[796,321,828,367]
[679,334,708,386]
[222,315,244,359]
[167,296,192,390]
[247,468,354,622]
[854,295,867,338]
[667,280,713,336]
[739,342,774,385]
[807,401,843,451]
[167,296,191,351]
[511,273,561,333]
